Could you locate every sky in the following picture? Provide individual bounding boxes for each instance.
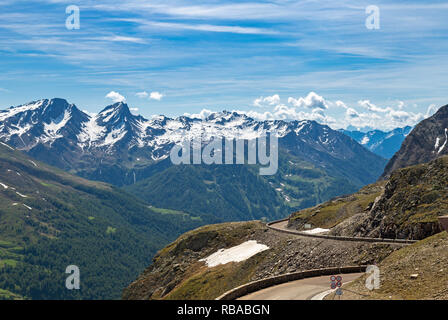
[0,0,447,130]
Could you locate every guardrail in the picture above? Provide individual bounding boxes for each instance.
[267,218,417,244]
[216,265,367,300]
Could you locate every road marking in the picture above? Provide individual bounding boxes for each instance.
[311,289,336,300]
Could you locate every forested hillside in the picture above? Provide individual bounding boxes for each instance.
[0,142,203,299]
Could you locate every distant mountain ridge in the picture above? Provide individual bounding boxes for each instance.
[341,126,412,159]
[0,98,387,221]
[0,98,385,182]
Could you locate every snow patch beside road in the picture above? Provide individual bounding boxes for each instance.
[302,228,330,234]
[200,240,269,267]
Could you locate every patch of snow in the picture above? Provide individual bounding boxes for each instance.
[0,182,8,189]
[16,192,28,198]
[23,204,32,210]
[435,137,440,149]
[302,228,330,234]
[200,240,269,267]
[0,100,44,121]
[437,128,448,154]
[0,141,14,150]
[42,109,71,143]
[78,115,106,148]
[361,136,370,145]
[8,124,32,137]
[28,160,38,167]
[12,203,18,206]
[151,154,168,161]
[99,125,127,147]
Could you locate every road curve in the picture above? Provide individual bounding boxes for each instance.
[238,273,363,300]
[267,219,416,245]
[220,218,412,301]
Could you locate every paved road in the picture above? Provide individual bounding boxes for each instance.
[268,219,415,245]
[238,273,363,300]
[228,219,407,301]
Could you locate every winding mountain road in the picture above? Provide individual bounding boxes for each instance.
[237,273,363,300]
[267,219,416,244]
[220,219,415,300]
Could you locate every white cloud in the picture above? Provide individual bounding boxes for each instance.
[358,100,392,113]
[130,107,139,112]
[88,36,147,44]
[136,91,149,98]
[168,92,433,132]
[335,100,349,109]
[343,107,424,131]
[346,108,359,118]
[105,91,126,103]
[183,108,214,119]
[253,94,280,107]
[131,20,278,35]
[150,91,164,101]
[288,92,328,110]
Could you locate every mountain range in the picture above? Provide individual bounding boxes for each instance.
[0,98,387,220]
[341,126,412,159]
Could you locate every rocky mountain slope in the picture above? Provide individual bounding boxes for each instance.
[342,126,412,159]
[382,104,448,177]
[0,142,203,299]
[289,156,448,241]
[328,231,448,300]
[288,181,386,230]
[122,221,401,300]
[330,156,447,240]
[0,98,387,220]
[124,152,448,300]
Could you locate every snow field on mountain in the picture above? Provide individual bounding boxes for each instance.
[200,240,269,267]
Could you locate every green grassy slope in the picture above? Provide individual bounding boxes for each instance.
[0,142,203,299]
[288,181,385,230]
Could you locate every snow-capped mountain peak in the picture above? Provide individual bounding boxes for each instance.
[0,98,388,186]
[0,98,378,166]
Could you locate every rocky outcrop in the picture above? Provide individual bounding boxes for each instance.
[331,156,448,240]
[382,104,448,178]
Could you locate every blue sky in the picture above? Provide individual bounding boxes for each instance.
[0,0,447,130]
